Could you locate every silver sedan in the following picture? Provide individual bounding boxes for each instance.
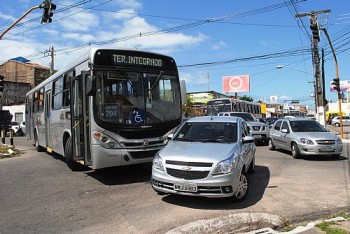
[269,118,342,159]
[151,116,256,201]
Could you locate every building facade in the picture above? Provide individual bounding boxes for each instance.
[0,59,50,105]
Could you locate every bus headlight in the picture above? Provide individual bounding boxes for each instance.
[93,131,120,149]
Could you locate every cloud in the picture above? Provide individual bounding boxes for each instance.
[59,11,99,32]
[116,0,142,9]
[279,95,292,100]
[62,33,95,43]
[212,41,227,50]
[0,12,16,21]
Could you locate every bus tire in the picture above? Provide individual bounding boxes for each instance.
[34,131,45,152]
[64,137,80,171]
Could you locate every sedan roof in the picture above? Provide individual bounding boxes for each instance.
[187,116,240,123]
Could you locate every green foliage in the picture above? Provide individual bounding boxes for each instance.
[239,95,254,102]
[316,221,347,234]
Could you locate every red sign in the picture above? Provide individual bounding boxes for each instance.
[222,75,250,93]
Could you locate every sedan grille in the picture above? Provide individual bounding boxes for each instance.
[166,168,210,180]
[316,140,336,145]
[165,160,213,167]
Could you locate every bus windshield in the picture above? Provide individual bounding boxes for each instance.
[95,69,181,125]
[207,100,231,115]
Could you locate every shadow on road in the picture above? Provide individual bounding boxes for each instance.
[160,165,270,210]
[85,163,152,185]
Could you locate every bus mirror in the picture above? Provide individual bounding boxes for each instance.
[86,75,94,96]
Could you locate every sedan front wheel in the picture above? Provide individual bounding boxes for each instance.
[291,143,301,159]
[231,172,249,202]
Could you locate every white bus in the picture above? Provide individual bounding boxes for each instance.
[25,48,183,170]
[206,98,261,117]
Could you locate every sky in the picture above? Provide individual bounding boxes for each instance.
[1,0,350,110]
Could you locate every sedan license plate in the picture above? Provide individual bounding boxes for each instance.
[319,146,334,152]
[174,183,197,192]
[253,135,261,138]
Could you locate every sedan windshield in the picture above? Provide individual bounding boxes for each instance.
[174,122,238,143]
[290,120,326,132]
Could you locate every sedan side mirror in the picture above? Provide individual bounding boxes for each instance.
[242,135,255,144]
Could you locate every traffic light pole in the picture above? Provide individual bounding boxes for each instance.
[0,5,41,40]
[322,28,344,138]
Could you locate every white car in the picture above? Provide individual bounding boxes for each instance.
[10,121,24,136]
[152,116,256,201]
[218,112,270,145]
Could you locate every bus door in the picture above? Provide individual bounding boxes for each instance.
[70,72,91,166]
[44,91,52,150]
[25,96,33,141]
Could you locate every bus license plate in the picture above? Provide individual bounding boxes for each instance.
[174,183,197,192]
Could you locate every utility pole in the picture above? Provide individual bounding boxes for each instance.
[42,46,55,75]
[296,9,330,127]
[207,72,210,91]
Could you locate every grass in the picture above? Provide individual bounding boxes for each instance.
[316,221,347,234]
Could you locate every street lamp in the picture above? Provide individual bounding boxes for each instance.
[276,65,313,76]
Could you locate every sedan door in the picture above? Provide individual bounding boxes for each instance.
[270,120,283,148]
[278,121,292,150]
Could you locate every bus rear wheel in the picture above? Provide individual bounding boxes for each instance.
[64,137,81,171]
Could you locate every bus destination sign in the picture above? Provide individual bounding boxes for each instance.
[112,54,163,67]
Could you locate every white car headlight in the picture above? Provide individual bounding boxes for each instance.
[152,153,164,171]
[300,138,314,145]
[93,131,120,149]
[212,154,239,175]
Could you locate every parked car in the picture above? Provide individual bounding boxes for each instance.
[218,112,270,145]
[151,116,256,201]
[269,118,342,159]
[20,121,26,135]
[10,121,24,136]
[331,116,350,127]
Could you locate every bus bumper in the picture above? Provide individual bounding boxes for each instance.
[90,145,160,169]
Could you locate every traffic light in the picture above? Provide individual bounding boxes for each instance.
[331,78,340,92]
[310,21,320,41]
[0,75,4,93]
[41,0,56,23]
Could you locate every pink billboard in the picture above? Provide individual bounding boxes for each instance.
[222,75,250,93]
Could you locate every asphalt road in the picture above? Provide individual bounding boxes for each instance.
[0,136,350,233]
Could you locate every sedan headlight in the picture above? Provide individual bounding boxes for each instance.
[152,153,164,171]
[300,138,314,145]
[212,154,239,175]
[93,131,120,149]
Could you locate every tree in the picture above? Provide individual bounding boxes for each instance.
[239,95,254,102]
[182,95,195,117]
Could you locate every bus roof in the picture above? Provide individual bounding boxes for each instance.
[26,47,176,96]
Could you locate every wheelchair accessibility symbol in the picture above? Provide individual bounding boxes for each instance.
[131,109,144,124]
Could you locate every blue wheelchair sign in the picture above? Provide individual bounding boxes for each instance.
[131,109,144,124]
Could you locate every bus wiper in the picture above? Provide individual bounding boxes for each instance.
[150,71,164,91]
[116,68,134,88]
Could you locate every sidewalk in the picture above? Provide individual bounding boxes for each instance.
[326,125,350,143]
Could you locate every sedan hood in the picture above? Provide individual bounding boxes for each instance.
[160,141,239,162]
[293,132,339,140]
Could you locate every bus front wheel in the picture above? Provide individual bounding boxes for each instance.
[64,137,81,171]
[34,132,45,152]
